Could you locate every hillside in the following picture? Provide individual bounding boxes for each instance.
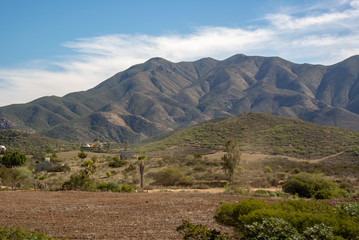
[139,112,359,159]
[0,130,73,155]
[1,54,359,142]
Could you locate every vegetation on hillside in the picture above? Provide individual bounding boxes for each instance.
[139,113,359,159]
[178,199,359,239]
[0,129,73,155]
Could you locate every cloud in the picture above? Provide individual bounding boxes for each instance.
[0,0,359,107]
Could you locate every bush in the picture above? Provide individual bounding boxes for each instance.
[0,225,61,239]
[282,173,348,199]
[96,182,135,193]
[121,184,135,193]
[108,157,128,168]
[214,198,359,239]
[0,152,27,168]
[242,217,301,240]
[336,202,359,217]
[152,167,191,186]
[302,223,335,240]
[176,220,230,240]
[77,150,87,159]
[61,173,96,191]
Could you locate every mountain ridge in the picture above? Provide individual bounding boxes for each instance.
[1,54,359,142]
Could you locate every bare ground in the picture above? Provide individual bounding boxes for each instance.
[0,191,243,240]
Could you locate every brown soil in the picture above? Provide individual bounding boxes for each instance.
[0,191,243,240]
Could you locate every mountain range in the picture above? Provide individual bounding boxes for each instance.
[1,54,359,142]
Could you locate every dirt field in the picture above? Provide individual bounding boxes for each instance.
[0,191,244,239]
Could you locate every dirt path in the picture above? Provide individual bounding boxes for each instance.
[205,151,345,164]
[0,191,243,240]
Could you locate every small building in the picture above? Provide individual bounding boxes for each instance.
[44,157,51,163]
[0,145,6,154]
[34,162,53,172]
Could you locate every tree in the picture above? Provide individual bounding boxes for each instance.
[153,167,190,186]
[137,155,146,188]
[221,139,241,184]
[105,141,111,153]
[123,140,129,151]
[0,152,28,168]
[82,160,98,176]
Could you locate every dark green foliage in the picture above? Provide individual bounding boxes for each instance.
[108,156,128,168]
[120,184,135,193]
[282,173,349,199]
[77,150,87,159]
[0,151,27,168]
[214,198,359,239]
[61,173,96,191]
[221,139,241,183]
[96,182,135,193]
[302,223,335,240]
[140,113,359,158]
[336,202,359,218]
[242,217,301,240]
[0,130,72,155]
[243,218,335,240]
[0,225,62,239]
[176,220,231,240]
[152,167,191,186]
[0,165,30,189]
[346,146,359,156]
[124,163,136,172]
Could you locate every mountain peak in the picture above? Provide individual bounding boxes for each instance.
[1,54,359,142]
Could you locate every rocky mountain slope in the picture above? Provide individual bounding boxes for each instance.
[1,54,359,142]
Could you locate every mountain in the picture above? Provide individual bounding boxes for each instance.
[138,112,359,159]
[1,54,359,142]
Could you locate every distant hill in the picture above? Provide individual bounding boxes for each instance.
[139,112,359,159]
[1,54,359,142]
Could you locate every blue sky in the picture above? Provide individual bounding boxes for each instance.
[0,0,359,106]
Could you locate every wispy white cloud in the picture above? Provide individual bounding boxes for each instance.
[1,0,359,106]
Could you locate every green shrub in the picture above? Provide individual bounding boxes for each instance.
[302,223,335,240]
[124,163,136,172]
[176,220,230,240]
[77,150,87,159]
[282,173,348,199]
[346,146,359,156]
[336,202,359,217]
[96,182,135,193]
[264,166,273,173]
[61,173,96,191]
[0,152,27,168]
[214,198,359,239]
[108,157,128,168]
[0,225,62,239]
[121,184,135,193]
[313,189,332,199]
[252,190,271,197]
[152,167,191,186]
[242,217,301,240]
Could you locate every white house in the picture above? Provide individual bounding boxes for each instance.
[0,145,6,154]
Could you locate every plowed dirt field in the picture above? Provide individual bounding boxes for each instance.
[0,191,243,239]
